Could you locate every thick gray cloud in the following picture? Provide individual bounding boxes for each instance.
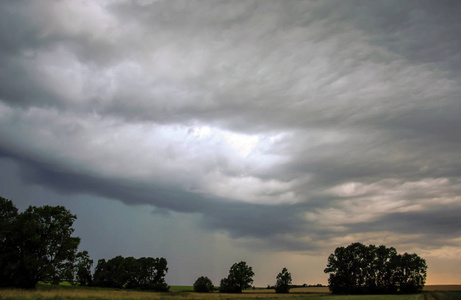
[1,0,461,284]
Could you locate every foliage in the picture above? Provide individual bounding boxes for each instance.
[93,255,169,291]
[324,242,427,294]
[275,267,292,293]
[75,250,93,286]
[0,196,19,287]
[0,197,81,288]
[193,276,214,293]
[0,196,18,227]
[219,277,240,293]
[219,261,254,293]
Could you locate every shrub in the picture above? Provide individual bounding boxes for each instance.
[193,276,214,293]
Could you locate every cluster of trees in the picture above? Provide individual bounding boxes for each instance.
[324,242,427,294]
[0,197,168,291]
[93,256,169,291]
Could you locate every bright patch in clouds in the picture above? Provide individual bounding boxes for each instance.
[0,103,287,202]
[190,125,260,157]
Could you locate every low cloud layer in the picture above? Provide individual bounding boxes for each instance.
[1,0,461,277]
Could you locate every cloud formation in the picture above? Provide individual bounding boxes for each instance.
[1,0,461,274]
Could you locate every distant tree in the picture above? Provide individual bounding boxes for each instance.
[275,267,292,293]
[324,242,427,294]
[74,250,93,286]
[0,198,81,288]
[93,256,128,288]
[219,261,254,293]
[136,257,169,291]
[194,276,214,292]
[92,259,110,287]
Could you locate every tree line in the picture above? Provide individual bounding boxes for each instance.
[0,196,427,294]
[0,197,170,291]
[92,256,168,291]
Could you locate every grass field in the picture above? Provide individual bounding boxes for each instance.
[170,285,195,291]
[0,285,460,299]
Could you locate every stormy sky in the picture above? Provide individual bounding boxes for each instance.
[1,0,461,285]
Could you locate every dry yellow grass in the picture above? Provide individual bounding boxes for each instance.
[423,285,461,291]
[0,286,329,299]
[246,287,330,294]
[0,288,162,300]
[1,285,460,299]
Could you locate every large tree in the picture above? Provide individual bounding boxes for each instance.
[324,242,427,294]
[0,197,81,288]
[219,261,254,293]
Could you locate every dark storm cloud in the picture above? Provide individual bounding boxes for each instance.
[356,0,461,75]
[349,204,461,246]
[0,2,64,108]
[1,0,461,253]
[1,147,315,251]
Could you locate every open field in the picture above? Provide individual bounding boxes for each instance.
[0,285,460,300]
[424,285,461,291]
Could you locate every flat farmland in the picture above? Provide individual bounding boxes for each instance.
[0,285,460,299]
[423,285,461,291]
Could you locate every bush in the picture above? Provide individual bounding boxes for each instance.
[193,276,214,293]
[219,277,240,293]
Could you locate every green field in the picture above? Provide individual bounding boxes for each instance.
[169,285,195,291]
[0,285,460,299]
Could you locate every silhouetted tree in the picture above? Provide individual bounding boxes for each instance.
[194,276,214,292]
[0,197,81,288]
[135,257,169,291]
[393,253,427,293]
[324,242,427,294]
[219,261,254,293]
[93,256,131,288]
[92,259,109,287]
[275,267,292,293]
[75,250,93,286]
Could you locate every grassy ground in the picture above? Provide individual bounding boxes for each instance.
[170,285,195,291]
[0,285,460,299]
